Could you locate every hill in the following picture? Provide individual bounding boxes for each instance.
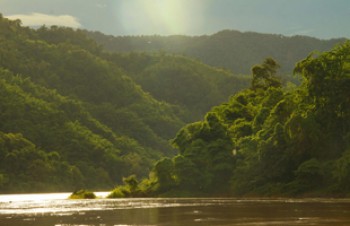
[0,15,248,192]
[110,43,350,197]
[86,30,346,74]
[102,52,249,121]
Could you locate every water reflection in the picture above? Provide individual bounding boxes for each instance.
[1,193,350,226]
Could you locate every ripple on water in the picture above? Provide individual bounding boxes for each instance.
[1,194,350,226]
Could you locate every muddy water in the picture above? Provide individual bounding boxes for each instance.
[1,193,350,225]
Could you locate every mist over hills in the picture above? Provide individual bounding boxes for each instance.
[0,15,248,192]
[86,29,346,74]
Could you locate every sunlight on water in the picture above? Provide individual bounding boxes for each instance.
[0,193,69,202]
[0,192,109,202]
[1,194,350,226]
[0,192,110,215]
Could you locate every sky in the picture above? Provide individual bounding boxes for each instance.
[0,0,349,39]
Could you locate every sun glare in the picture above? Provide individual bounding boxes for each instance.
[117,0,206,35]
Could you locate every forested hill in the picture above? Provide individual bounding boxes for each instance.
[109,43,350,198]
[0,15,248,192]
[86,30,346,74]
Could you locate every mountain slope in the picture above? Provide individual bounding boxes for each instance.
[0,68,151,191]
[0,15,182,192]
[112,43,350,197]
[103,52,250,121]
[86,30,346,74]
[0,15,249,192]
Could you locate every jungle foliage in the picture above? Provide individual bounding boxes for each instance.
[0,15,248,192]
[111,42,350,197]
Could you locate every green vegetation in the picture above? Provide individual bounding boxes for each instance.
[86,30,345,74]
[1,14,349,197]
[104,52,249,121]
[107,175,146,198]
[69,189,96,199]
[0,15,247,192]
[110,42,350,197]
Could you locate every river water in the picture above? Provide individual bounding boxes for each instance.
[1,193,350,226]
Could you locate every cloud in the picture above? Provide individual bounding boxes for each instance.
[6,13,81,28]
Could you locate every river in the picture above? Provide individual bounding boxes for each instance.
[1,193,350,226]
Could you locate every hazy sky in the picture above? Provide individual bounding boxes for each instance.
[1,0,349,39]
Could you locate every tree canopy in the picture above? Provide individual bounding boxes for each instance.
[111,42,350,197]
[0,15,248,192]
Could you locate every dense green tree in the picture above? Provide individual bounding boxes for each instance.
[124,43,350,197]
[153,158,176,192]
[173,155,199,190]
[251,58,282,90]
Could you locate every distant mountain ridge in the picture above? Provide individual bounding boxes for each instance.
[0,15,249,192]
[86,29,347,74]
